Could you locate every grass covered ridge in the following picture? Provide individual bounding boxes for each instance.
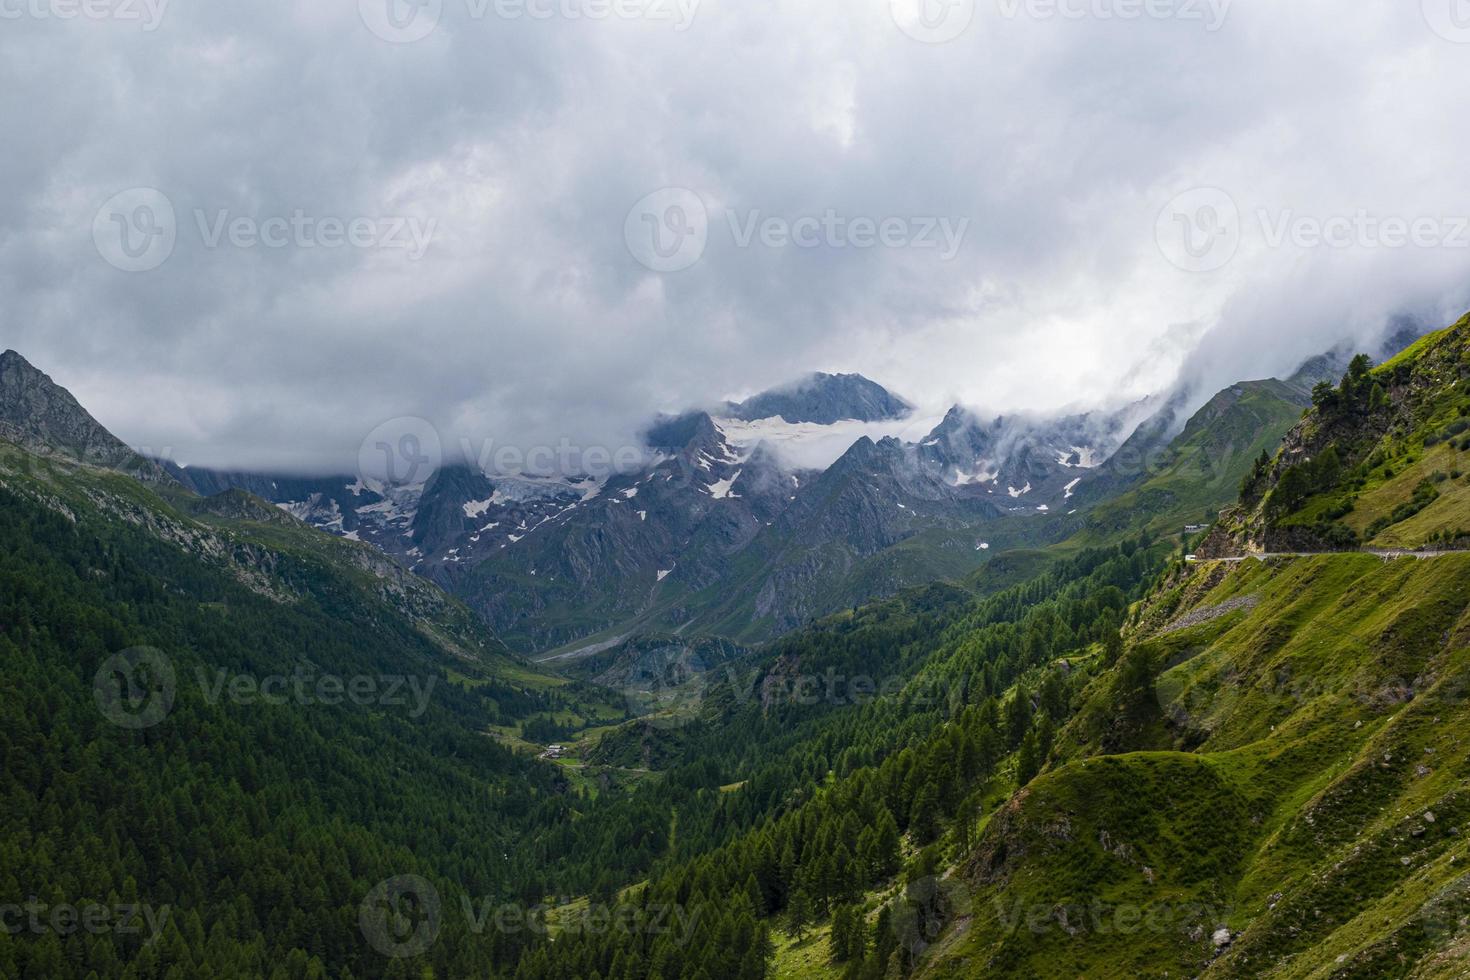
[924,553,1470,978]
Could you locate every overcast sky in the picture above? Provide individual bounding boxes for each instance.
[4,0,1470,471]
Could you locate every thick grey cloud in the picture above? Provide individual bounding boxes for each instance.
[2,0,1469,471]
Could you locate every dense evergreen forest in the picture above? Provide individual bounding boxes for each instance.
[0,459,1163,978]
[514,540,1164,979]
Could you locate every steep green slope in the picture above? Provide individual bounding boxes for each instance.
[1208,313,1470,554]
[615,314,1470,980]
[1075,378,1307,544]
[948,752,1254,978]
[915,314,1470,978]
[930,553,1470,978]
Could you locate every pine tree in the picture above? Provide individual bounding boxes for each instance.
[909,782,940,844]
[875,811,902,879]
[1005,690,1033,749]
[1016,727,1041,786]
[784,889,813,941]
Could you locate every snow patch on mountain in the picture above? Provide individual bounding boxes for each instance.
[713,413,943,471]
[278,495,346,530]
[952,464,998,486]
[708,471,741,499]
[1056,445,1104,468]
[463,497,494,519]
[354,484,421,530]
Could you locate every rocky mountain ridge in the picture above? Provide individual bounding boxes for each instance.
[1,328,1431,654]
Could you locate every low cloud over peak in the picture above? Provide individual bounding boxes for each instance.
[3,1,1469,470]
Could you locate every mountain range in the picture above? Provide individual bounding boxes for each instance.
[115,321,1412,657]
[6,313,1470,979]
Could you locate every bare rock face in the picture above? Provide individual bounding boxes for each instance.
[724,372,912,424]
[1193,516,1248,559]
[0,349,172,484]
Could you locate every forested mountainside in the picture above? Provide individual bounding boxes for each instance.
[512,316,1470,979]
[0,412,1162,978]
[0,435,651,978]
[4,317,1470,978]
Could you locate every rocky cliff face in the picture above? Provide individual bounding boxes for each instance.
[21,349,1401,653]
[917,402,1151,513]
[0,350,172,483]
[723,372,912,424]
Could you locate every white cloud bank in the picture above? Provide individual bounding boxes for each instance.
[1,0,1468,470]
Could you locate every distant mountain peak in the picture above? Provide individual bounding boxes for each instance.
[644,411,722,453]
[0,350,172,483]
[724,372,912,424]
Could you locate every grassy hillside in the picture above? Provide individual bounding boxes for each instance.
[908,315,1470,978]
[1211,313,1470,554]
[924,553,1470,978]
[1075,379,1307,545]
[502,317,1470,979]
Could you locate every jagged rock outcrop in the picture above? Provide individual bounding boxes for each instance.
[723,372,912,424]
[0,350,173,484]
